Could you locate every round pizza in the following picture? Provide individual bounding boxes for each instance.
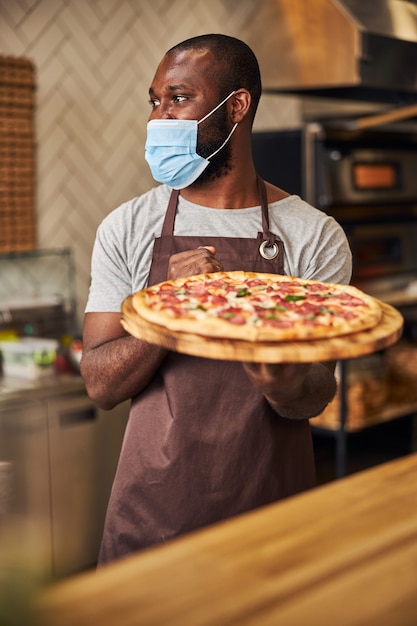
[131,271,383,342]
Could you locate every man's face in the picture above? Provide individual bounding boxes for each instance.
[148,49,233,183]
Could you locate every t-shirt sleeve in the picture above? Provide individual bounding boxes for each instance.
[304,217,353,286]
[271,196,352,286]
[85,217,133,313]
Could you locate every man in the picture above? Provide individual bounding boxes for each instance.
[81,34,352,564]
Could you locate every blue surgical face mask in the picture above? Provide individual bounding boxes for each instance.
[145,91,237,190]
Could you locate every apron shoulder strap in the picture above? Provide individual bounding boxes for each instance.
[257,177,284,269]
[161,189,180,236]
[257,176,276,247]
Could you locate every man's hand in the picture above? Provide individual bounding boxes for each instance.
[242,360,337,420]
[168,246,223,279]
[243,361,311,402]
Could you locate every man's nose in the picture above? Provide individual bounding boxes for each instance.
[150,105,175,120]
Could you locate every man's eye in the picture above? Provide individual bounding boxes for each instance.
[148,99,160,108]
[173,95,187,103]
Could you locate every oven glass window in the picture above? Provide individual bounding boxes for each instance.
[353,235,402,277]
[353,163,398,190]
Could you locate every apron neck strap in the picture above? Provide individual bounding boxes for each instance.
[162,188,181,236]
[162,177,271,240]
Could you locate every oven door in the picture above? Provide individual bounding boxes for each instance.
[318,148,417,207]
[346,221,417,283]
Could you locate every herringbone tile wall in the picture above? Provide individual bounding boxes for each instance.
[0,0,301,326]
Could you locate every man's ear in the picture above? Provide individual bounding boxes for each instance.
[229,89,252,123]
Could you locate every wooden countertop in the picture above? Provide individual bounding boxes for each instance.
[35,453,417,626]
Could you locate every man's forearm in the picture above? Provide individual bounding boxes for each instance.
[81,335,168,410]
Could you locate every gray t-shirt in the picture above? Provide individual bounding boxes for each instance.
[85,184,352,312]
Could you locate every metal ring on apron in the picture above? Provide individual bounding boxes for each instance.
[259,240,279,260]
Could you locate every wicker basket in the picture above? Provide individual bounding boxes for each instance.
[0,55,36,252]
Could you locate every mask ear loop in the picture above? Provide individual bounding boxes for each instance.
[197,90,238,160]
[197,90,236,125]
[206,123,238,160]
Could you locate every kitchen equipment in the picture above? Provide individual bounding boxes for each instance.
[0,248,77,339]
[253,121,417,475]
[249,0,417,316]
[0,297,74,339]
[0,377,129,579]
[253,121,417,311]
[246,0,417,104]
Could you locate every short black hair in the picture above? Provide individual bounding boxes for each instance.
[166,34,262,122]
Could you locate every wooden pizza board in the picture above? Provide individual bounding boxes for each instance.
[121,296,403,363]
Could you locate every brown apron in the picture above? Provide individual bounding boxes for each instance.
[98,179,315,564]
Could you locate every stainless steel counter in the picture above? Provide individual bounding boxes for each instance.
[0,372,85,403]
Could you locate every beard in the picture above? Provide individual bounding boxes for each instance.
[193,110,233,186]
